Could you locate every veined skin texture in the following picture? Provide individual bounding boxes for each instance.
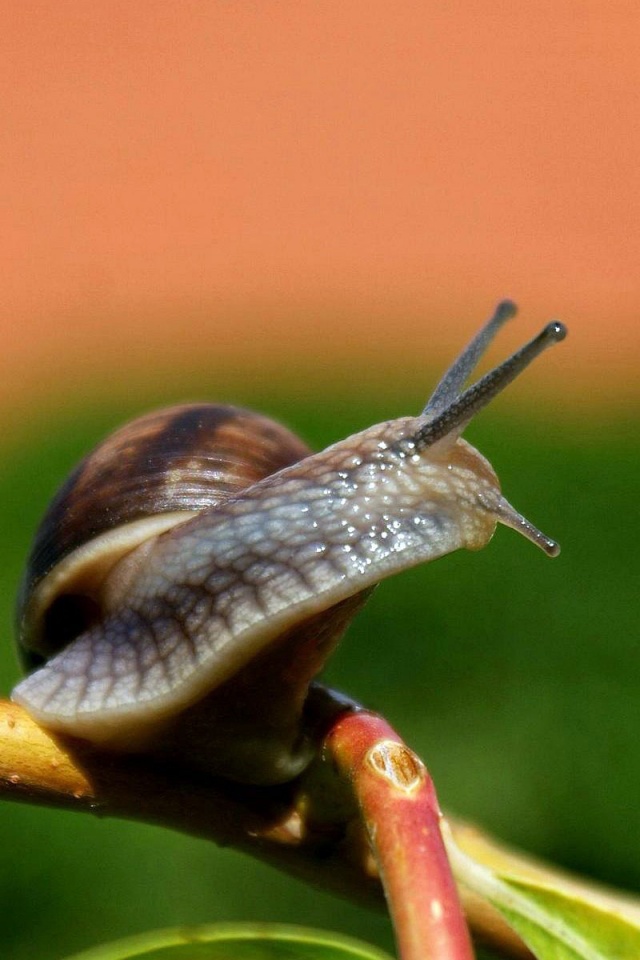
[13,419,500,745]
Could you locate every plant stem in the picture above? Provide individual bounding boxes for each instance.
[0,694,527,956]
[324,710,475,960]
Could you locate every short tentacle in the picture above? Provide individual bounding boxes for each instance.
[493,495,560,557]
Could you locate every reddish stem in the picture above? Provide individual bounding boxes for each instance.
[324,710,474,960]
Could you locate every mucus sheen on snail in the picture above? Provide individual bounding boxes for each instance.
[12,302,566,784]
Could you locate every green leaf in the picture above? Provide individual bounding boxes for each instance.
[61,923,395,960]
[444,820,640,960]
[497,881,640,960]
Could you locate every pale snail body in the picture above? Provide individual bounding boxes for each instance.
[13,303,567,784]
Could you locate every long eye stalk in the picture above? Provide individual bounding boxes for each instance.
[415,314,566,451]
[408,304,567,559]
[424,299,517,417]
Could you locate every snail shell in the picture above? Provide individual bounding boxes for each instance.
[18,404,313,669]
[12,303,566,784]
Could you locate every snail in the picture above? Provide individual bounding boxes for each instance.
[12,302,566,784]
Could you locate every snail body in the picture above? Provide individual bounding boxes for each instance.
[13,303,566,784]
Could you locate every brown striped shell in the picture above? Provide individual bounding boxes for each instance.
[18,404,311,669]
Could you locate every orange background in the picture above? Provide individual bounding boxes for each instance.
[2,2,638,421]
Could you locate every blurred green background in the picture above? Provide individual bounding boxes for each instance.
[0,365,637,960]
